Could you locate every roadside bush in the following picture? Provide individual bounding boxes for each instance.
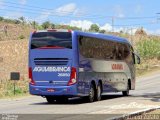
[137,38,160,59]
[18,35,25,39]
[0,16,4,21]
[0,80,28,98]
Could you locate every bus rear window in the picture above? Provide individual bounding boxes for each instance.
[31,32,72,49]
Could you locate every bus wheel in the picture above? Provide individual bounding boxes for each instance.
[88,84,95,102]
[96,83,102,101]
[46,96,56,104]
[122,83,129,96]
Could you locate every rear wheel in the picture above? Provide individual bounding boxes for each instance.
[96,83,102,101]
[88,83,96,102]
[122,83,129,96]
[46,96,56,104]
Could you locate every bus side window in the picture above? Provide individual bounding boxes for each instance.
[78,36,83,46]
[109,41,116,60]
[123,44,134,64]
[124,44,130,59]
[116,43,123,60]
[111,47,116,60]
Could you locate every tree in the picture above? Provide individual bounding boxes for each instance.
[120,30,124,34]
[50,23,55,29]
[19,16,25,25]
[30,21,39,29]
[89,24,100,32]
[14,19,21,24]
[99,29,106,33]
[0,16,4,21]
[41,21,51,29]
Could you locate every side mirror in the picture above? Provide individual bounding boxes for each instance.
[133,52,140,64]
[136,55,140,64]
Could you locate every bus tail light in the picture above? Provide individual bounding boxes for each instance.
[67,67,77,86]
[29,67,35,85]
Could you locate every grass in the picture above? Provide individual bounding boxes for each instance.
[136,37,160,60]
[136,58,160,77]
[0,79,29,98]
[136,66,160,77]
[135,36,160,77]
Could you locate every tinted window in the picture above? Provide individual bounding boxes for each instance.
[79,36,116,60]
[116,43,131,60]
[31,32,72,49]
[79,36,132,61]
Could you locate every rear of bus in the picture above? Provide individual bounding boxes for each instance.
[29,30,78,99]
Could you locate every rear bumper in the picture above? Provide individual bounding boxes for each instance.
[29,84,79,97]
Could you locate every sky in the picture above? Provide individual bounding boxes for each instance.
[0,0,160,34]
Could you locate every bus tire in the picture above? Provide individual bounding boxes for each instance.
[46,96,56,104]
[122,83,129,96]
[88,83,96,102]
[96,83,102,101]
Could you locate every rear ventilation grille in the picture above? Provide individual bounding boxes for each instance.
[34,58,68,65]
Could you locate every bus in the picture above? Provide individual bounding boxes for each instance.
[29,29,140,103]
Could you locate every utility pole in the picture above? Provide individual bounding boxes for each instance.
[156,13,160,23]
[112,16,114,32]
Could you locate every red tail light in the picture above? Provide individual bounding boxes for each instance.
[67,67,77,86]
[29,67,35,85]
[29,67,32,79]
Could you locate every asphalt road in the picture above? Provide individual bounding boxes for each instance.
[0,72,160,120]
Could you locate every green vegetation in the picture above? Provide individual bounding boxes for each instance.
[41,21,55,29]
[0,16,82,30]
[0,16,4,21]
[89,24,100,32]
[0,15,109,33]
[18,34,25,39]
[42,21,52,29]
[0,16,21,24]
[0,80,28,98]
[137,37,160,59]
[99,29,106,33]
[135,36,160,76]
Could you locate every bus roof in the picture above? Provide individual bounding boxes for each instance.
[74,30,132,46]
[33,29,132,46]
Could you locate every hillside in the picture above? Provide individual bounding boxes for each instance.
[0,22,32,41]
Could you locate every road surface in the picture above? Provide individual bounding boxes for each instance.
[0,71,160,120]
